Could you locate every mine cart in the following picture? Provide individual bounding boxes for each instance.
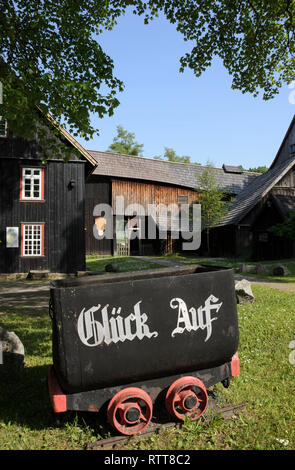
[48,265,240,435]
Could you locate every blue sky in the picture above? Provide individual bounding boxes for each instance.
[77,9,295,170]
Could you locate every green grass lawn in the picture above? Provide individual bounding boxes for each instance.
[154,253,295,283]
[0,281,295,449]
[124,284,295,450]
[86,255,164,272]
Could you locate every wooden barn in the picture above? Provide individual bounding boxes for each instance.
[0,114,97,274]
[84,151,258,256]
[212,115,295,260]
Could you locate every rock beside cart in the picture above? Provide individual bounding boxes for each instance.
[0,327,24,380]
[272,264,290,276]
[255,264,270,275]
[105,263,119,273]
[239,264,256,274]
[235,279,255,304]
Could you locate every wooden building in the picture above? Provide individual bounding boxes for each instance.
[0,114,96,274]
[213,115,295,260]
[85,151,258,256]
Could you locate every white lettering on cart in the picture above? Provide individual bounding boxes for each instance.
[170,295,223,342]
[77,301,158,347]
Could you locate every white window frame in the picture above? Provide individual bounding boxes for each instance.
[21,167,44,201]
[21,223,44,257]
[0,117,7,138]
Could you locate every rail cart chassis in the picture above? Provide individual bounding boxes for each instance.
[48,353,239,435]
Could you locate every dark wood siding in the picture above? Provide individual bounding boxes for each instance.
[0,156,86,273]
[85,176,112,255]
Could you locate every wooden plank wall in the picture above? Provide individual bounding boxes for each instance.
[0,157,86,273]
[275,167,295,188]
[111,179,199,215]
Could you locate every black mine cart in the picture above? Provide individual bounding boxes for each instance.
[48,265,240,435]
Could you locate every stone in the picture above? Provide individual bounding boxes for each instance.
[272,264,290,276]
[0,327,25,380]
[105,263,119,273]
[27,270,50,280]
[255,264,269,275]
[235,279,255,304]
[241,264,256,274]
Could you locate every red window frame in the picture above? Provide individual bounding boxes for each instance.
[21,223,45,258]
[20,167,45,202]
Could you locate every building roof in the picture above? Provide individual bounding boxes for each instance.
[269,114,295,169]
[88,150,258,194]
[218,156,295,226]
[44,112,97,168]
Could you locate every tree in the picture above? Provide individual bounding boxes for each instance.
[1,1,295,144]
[268,210,295,241]
[195,165,229,255]
[154,147,191,163]
[248,166,268,173]
[108,125,144,155]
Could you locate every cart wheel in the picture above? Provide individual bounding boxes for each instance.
[165,376,208,421]
[107,387,153,436]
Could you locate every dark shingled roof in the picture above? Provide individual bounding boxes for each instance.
[88,150,258,195]
[222,164,243,174]
[270,114,295,169]
[218,157,295,226]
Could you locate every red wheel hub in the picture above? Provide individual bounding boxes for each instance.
[165,376,208,421]
[107,387,153,435]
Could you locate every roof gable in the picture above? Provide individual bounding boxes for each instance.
[218,156,295,226]
[44,112,97,167]
[269,114,295,169]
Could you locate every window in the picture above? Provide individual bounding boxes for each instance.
[20,167,45,201]
[178,195,188,205]
[21,223,44,257]
[291,144,295,154]
[0,117,8,138]
[258,233,268,243]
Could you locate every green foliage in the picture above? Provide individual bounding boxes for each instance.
[0,2,124,141]
[1,0,295,148]
[195,164,230,254]
[154,147,191,163]
[196,165,229,231]
[269,209,295,241]
[248,166,268,173]
[107,125,144,156]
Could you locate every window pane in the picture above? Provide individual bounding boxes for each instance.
[22,168,43,199]
[22,224,43,256]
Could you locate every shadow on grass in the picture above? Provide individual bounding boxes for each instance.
[0,285,50,314]
[0,304,114,443]
[0,364,112,440]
